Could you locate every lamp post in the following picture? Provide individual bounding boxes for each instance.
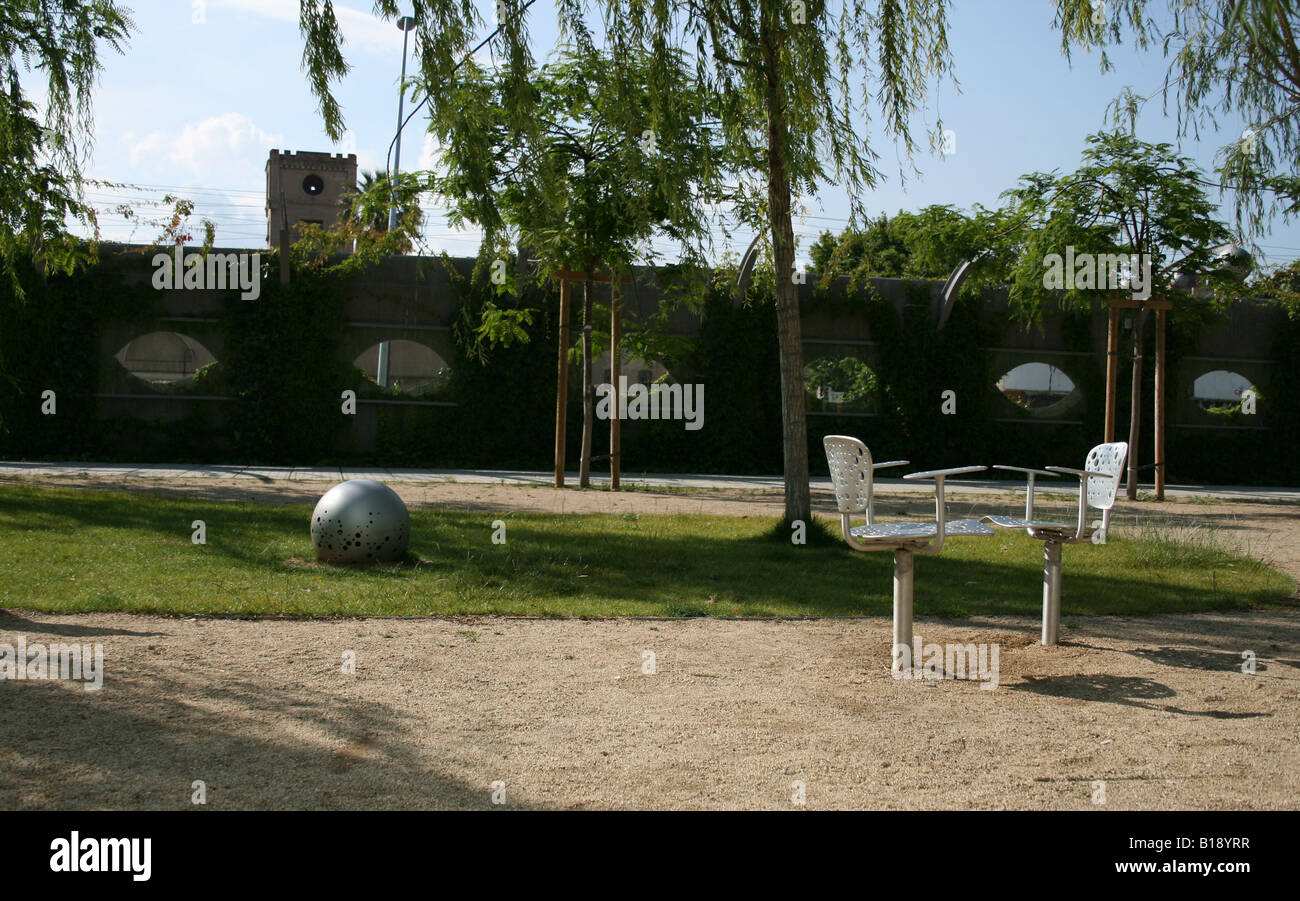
[388,15,417,232]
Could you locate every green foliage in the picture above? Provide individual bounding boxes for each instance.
[4,244,1295,485]
[218,267,355,463]
[1205,384,1261,422]
[1085,1,1300,237]
[810,204,1021,287]
[0,254,155,453]
[338,170,420,236]
[433,48,724,276]
[419,44,728,375]
[804,356,878,404]
[1003,131,1234,321]
[1250,258,1300,318]
[672,284,783,473]
[0,1,133,291]
[189,360,225,395]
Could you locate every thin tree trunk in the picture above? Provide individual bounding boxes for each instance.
[761,15,811,527]
[579,276,594,488]
[1125,309,1145,500]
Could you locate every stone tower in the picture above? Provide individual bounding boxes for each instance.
[264,149,358,247]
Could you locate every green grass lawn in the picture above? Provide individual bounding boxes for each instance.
[0,483,1292,618]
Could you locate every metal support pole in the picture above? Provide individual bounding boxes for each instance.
[376,340,390,389]
[388,18,416,232]
[893,549,915,657]
[1042,542,1063,645]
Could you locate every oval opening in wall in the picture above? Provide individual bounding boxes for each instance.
[804,356,879,411]
[1193,369,1255,414]
[353,339,450,396]
[113,331,216,384]
[996,362,1077,414]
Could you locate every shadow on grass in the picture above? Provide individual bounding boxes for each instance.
[0,483,1291,617]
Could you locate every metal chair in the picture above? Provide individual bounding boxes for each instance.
[981,442,1128,645]
[823,435,994,655]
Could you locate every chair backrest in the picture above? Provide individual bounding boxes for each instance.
[1085,442,1128,510]
[823,435,873,514]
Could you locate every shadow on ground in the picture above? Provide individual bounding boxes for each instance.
[0,644,539,810]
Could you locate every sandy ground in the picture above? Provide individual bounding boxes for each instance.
[1,474,1298,809]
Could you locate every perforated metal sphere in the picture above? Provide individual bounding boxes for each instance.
[310,479,410,564]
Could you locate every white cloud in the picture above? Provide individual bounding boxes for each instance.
[210,0,410,54]
[415,131,444,173]
[128,112,283,179]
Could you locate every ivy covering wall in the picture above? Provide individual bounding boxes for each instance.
[0,254,1295,486]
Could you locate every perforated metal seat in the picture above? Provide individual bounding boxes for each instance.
[982,441,1128,645]
[848,519,994,541]
[824,435,992,655]
[979,516,1082,540]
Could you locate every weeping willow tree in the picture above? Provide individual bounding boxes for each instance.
[1063,0,1300,238]
[0,0,133,290]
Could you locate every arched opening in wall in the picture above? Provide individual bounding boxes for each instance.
[114,332,217,384]
[996,363,1078,415]
[1193,369,1257,416]
[803,356,878,413]
[353,339,450,396]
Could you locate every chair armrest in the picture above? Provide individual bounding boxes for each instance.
[1045,466,1111,479]
[1044,466,1112,539]
[992,465,1057,478]
[902,466,987,556]
[872,459,910,471]
[993,465,1057,521]
[904,465,988,480]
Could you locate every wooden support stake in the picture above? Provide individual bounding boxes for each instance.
[1105,301,1119,443]
[554,280,570,487]
[1154,305,1167,500]
[610,284,622,491]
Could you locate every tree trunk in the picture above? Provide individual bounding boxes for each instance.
[579,277,594,488]
[1125,309,1145,500]
[760,15,811,527]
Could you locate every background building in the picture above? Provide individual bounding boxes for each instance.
[264,149,357,247]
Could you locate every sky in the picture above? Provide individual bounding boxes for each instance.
[48,0,1300,268]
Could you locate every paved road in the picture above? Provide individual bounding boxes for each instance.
[2,460,1297,501]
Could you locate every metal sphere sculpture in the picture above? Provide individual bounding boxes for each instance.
[311,479,410,564]
[1210,243,1254,283]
